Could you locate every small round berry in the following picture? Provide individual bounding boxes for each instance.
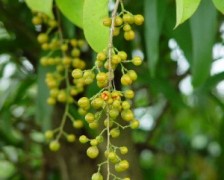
[79,135,89,144]
[78,97,90,108]
[123,13,134,24]
[48,19,57,27]
[124,89,135,99]
[108,152,117,161]
[113,28,120,36]
[85,113,95,123]
[112,54,121,64]
[61,44,68,51]
[110,128,120,138]
[132,56,142,66]
[73,120,84,129]
[118,51,127,61]
[130,120,140,129]
[104,119,114,127]
[37,33,48,44]
[86,146,99,159]
[89,121,99,129]
[103,17,112,26]
[70,39,78,46]
[90,139,98,146]
[134,14,144,25]
[91,97,104,109]
[115,16,123,26]
[124,30,135,41]
[96,72,108,82]
[122,101,131,110]
[45,130,54,139]
[120,146,128,155]
[96,136,104,143]
[71,48,81,57]
[97,52,107,61]
[121,110,134,121]
[127,70,137,81]
[49,141,60,151]
[123,24,132,31]
[123,177,131,180]
[115,160,129,172]
[91,172,103,180]
[47,97,56,105]
[121,74,132,86]
[109,109,120,119]
[67,134,76,142]
[32,16,42,25]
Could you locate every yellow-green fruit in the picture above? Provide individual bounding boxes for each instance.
[110,128,120,138]
[124,30,135,41]
[121,110,134,121]
[122,101,131,110]
[120,146,128,155]
[97,52,107,61]
[96,136,104,143]
[78,97,90,108]
[123,178,131,180]
[85,113,95,123]
[71,48,81,57]
[104,119,114,128]
[123,13,134,24]
[79,135,89,144]
[121,74,132,86]
[115,16,123,26]
[67,134,76,142]
[32,16,42,25]
[132,56,142,66]
[127,70,137,81]
[57,91,67,102]
[47,97,56,105]
[96,72,108,82]
[87,146,99,159]
[91,172,103,180]
[103,17,112,26]
[124,89,135,99]
[90,139,98,146]
[49,141,60,151]
[61,44,68,51]
[73,120,84,129]
[45,130,54,139]
[62,56,72,66]
[89,121,99,129]
[70,39,78,47]
[91,97,104,109]
[112,54,121,64]
[37,33,48,44]
[108,152,117,161]
[115,160,129,172]
[130,120,140,129]
[123,24,131,31]
[109,109,119,118]
[134,14,144,25]
[113,28,120,36]
[48,19,57,27]
[118,51,127,61]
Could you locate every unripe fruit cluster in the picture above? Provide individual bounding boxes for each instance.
[103,13,144,40]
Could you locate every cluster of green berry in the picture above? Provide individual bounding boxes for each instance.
[32,12,89,150]
[103,12,144,40]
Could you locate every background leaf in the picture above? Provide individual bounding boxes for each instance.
[190,0,217,87]
[25,0,53,18]
[55,0,84,28]
[212,0,224,14]
[175,0,201,27]
[144,0,166,76]
[83,0,109,52]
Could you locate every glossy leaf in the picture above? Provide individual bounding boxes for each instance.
[144,0,166,76]
[25,0,53,18]
[83,0,109,52]
[55,0,84,28]
[190,0,217,87]
[212,0,224,14]
[175,0,201,27]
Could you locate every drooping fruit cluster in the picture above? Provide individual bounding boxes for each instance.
[103,12,144,40]
[72,1,144,179]
[32,12,88,150]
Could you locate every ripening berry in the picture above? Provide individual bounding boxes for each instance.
[124,89,135,99]
[122,101,131,110]
[71,48,81,57]
[134,14,144,25]
[78,40,85,48]
[104,119,114,127]
[41,43,50,50]
[123,178,131,180]
[115,160,129,172]
[48,19,57,27]
[124,30,135,41]
[123,13,134,24]
[132,56,142,66]
[112,54,121,64]
[49,141,60,151]
[110,128,120,138]
[62,56,72,66]
[115,16,123,26]
[32,16,42,25]
[109,109,120,119]
[61,44,68,51]
[57,91,67,102]
[91,172,103,180]
[118,51,128,61]
[70,39,78,47]
[113,28,120,36]
[121,74,132,86]
[112,99,121,109]
[89,121,99,129]
[73,120,84,129]
[37,33,48,44]
[120,146,128,155]
[90,139,98,146]
[45,130,54,140]
[79,135,89,144]
[96,72,108,82]
[108,152,117,161]
[78,108,88,115]
[91,97,104,109]
[127,70,137,81]
[78,97,90,108]
[87,146,99,159]
[111,91,122,100]
[97,52,107,61]
[130,120,140,129]
[47,97,56,105]
[96,136,104,143]
[121,109,134,121]
[85,113,95,123]
[103,17,112,26]
[67,134,76,142]
[123,24,132,31]
[101,91,110,101]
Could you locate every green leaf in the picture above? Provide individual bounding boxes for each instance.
[212,0,224,14]
[144,0,166,76]
[25,0,53,19]
[83,0,109,52]
[190,0,217,87]
[175,0,201,28]
[55,0,84,28]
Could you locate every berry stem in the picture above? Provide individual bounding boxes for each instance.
[107,0,120,179]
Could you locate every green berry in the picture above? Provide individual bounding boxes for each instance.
[87,146,99,159]
[49,141,60,151]
[79,135,89,144]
